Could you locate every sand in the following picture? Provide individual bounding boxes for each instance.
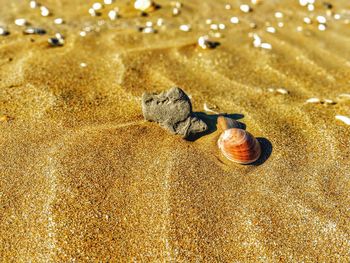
[0,0,350,261]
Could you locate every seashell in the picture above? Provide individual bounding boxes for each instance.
[217,116,261,164]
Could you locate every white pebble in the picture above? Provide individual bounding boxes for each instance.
[210,24,219,30]
[80,63,87,68]
[266,26,276,33]
[0,27,9,36]
[54,18,64,24]
[318,24,326,31]
[219,24,226,30]
[142,27,156,34]
[276,88,289,94]
[230,16,240,24]
[89,8,97,16]
[172,7,181,16]
[40,6,50,17]
[278,22,284,28]
[323,99,336,105]
[316,16,327,24]
[179,24,191,32]
[104,0,114,4]
[306,98,321,103]
[92,2,103,10]
[303,17,312,24]
[334,14,341,20]
[261,43,272,50]
[338,93,350,99]
[252,34,261,47]
[15,18,27,26]
[108,10,118,20]
[307,4,314,11]
[335,115,350,125]
[240,4,252,13]
[29,0,38,9]
[275,12,283,18]
[156,18,164,26]
[79,31,87,37]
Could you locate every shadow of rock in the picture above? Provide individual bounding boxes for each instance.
[185,112,245,141]
[251,138,273,166]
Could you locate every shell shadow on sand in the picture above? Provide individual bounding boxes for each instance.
[188,112,272,166]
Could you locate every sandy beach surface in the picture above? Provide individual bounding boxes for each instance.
[1,0,350,261]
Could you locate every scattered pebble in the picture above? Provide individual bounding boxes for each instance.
[54,18,64,25]
[278,22,284,28]
[276,88,289,94]
[140,26,157,34]
[23,27,46,35]
[252,34,272,50]
[275,12,283,18]
[80,62,87,68]
[338,93,350,99]
[179,24,191,32]
[0,27,10,36]
[318,24,326,31]
[198,35,219,49]
[48,33,64,47]
[29,0,38,9]
[240,4,252,13]
[316,16,327,24]
[156,18,164,26]
[172,7,181,16]
[268,88,289,94]
[307,4,314,11]
[79,31,87,37]
[335,115,350,125]
[323,99,336,105]
[225,4,232,10]
[334,14,341,20]
[92,2,103,10]
[230,17,240,24]
[266,26,276,33]
[303,17,312,24]
[40,6,51,17]
[260,43,272,50]
[305,97,321,103]
[108,9,119,20]
[134,0,153,12]
[104,0,114,4]
[89,8,100,16]
[15,18,28,27]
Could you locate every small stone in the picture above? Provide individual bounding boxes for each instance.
[54,18,64,24]
[0,27,10,36]
[142,87,208,139]
[15,18,28,26]
[23,27,46,35]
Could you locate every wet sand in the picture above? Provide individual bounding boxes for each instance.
[1,0,350,261]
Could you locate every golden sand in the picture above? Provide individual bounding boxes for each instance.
[0,0,350,261]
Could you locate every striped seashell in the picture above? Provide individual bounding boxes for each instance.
[217,116,261,164]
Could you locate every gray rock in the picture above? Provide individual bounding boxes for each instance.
[142,87,208,139]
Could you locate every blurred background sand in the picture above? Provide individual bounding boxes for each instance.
[0,0,350,261]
